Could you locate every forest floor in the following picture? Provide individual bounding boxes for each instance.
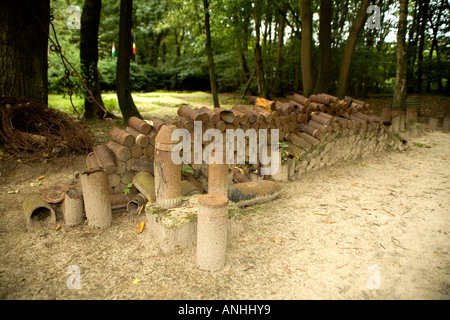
[0,94,449,300]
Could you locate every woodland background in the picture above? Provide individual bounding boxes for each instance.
[47,0,449,100]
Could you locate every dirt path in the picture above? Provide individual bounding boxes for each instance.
[0,131,449,300]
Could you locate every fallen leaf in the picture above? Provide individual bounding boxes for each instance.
[361,161,365,166]
[137,221,145,234]
[274,237,282,245]
[242,217,248,222]
[284,266,290,274]
[322,220,336,224]
[55,224,61,231]
[351,182,358,187]
[398,262,401,267]
[38,175,45,181]
[138,204,145,215]
[413,173,419,178]
[132,279,141,284]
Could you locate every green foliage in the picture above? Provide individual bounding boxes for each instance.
[278,142,290,164]
[123,183,133,195]
[46,0,448,102]
[181,165,194,175]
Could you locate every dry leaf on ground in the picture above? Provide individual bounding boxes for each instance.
[137,221,145,234]
[274,237,282,245]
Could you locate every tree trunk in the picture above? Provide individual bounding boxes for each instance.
[336,0,370,98]
[0,0,49,104]
[361,30,375,98]
[392,0,409,111]
[314,0,332,94]
[150,32,163,67]
[238,17,250,84]
[116,0,142,122]
[254,0,267,98]
[331,0,349,48]
[406,0,419,93]
[81,0,107,119]
[300,0,314,97]
[174,28,184,57]
[203,0,220,108]
[428,0,444,93]
[416,0,429,93]
[275,5,287,97]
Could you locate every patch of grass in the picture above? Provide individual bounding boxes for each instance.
[48,91,250,119]
[48,94,84,116]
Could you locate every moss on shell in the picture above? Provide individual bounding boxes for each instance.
[145,193,244,229]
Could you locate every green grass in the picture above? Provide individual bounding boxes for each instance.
[48,91,248,119]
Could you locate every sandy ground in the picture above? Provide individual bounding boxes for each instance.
[0,131,449,300]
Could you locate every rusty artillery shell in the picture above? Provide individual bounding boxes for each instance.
[79,169,112,228]
[110,127,135,148]
[154,125,182,209]
[196,194,229,271]
[128,116,151,134]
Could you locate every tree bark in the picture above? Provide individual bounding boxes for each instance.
[336,0,370,98]
[392,0,409,111]
[300,0,314,97]
[81,0,107,119]
[0,0,49,104]
[203,0,220,108]
[314,0,332,94]
[116,0,142,122]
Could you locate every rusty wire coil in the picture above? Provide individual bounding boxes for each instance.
[0,96,93,160]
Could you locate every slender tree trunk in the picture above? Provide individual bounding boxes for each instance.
[336,0,370,98]
[293,35,301,92]
[407,0,419,93]
[254,0,267,98]
[116,0,142,121]
[428,0,444,92]
[416,0,429,93]
[151,32,163,67]
[0,0,49,104]
[275,5,287,97]
[300,0,314,97]
[361,30,375,98]
[81,0,107,119]
[238,18,250,83]
[331,0,348,48]
[174,28,183,57]
[314,0,332,94]
[392,0,409,111]
[203,0,220,108]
